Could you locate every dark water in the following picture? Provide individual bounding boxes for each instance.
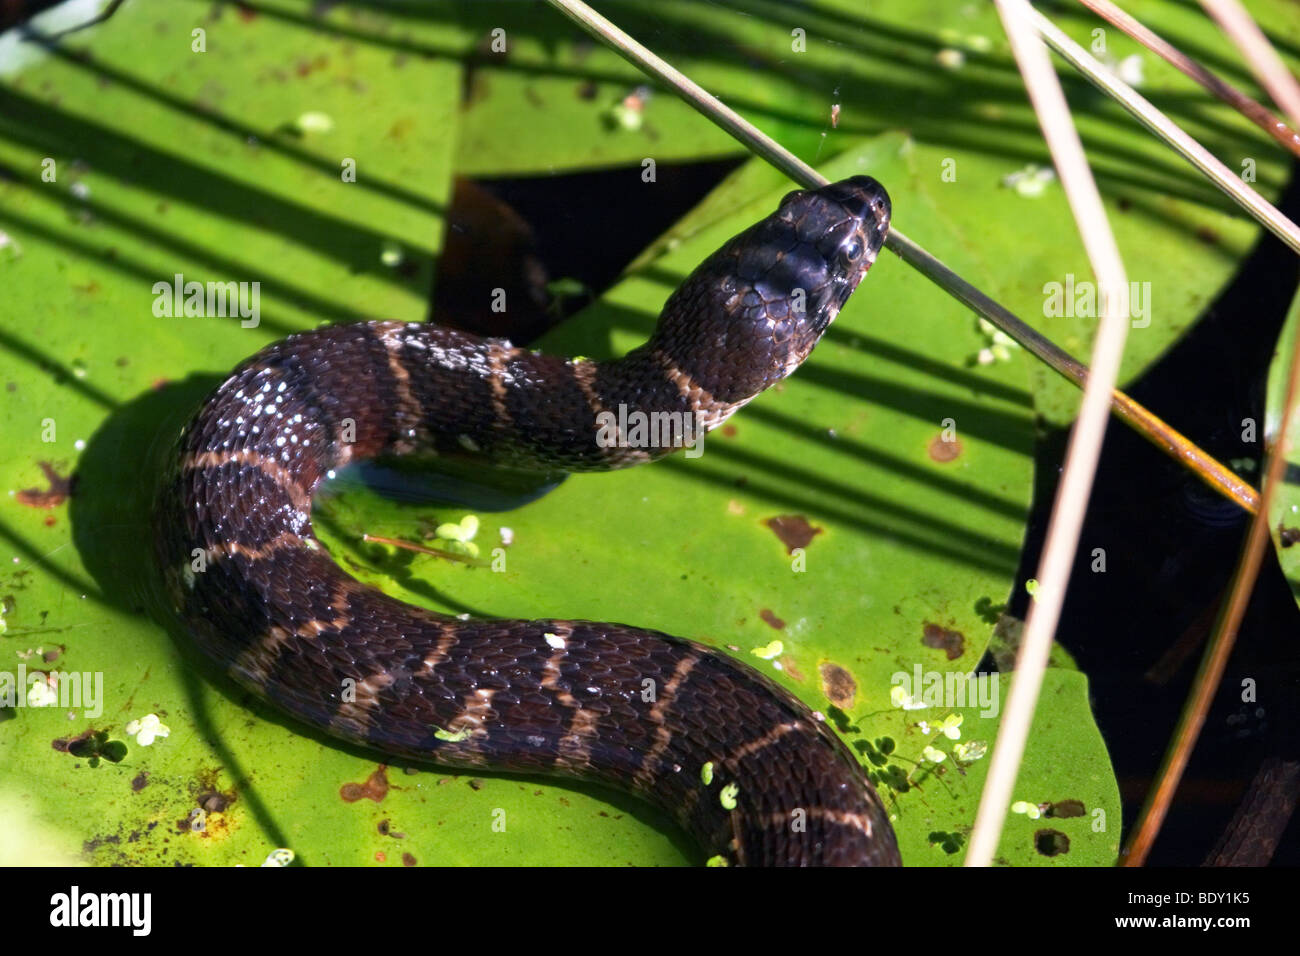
[1012,165,1300,866]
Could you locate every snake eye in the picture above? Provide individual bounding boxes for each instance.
[837,239,863,268]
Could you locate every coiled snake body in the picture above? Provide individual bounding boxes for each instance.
[154,176,899,866]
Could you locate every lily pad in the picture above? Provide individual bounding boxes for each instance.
[890,668,1120,866]
[0,0,1131,867]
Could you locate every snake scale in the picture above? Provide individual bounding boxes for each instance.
[153,176,899,866]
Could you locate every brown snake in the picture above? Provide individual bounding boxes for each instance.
[153,176,899,866]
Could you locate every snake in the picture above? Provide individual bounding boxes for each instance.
[153,175,899,866]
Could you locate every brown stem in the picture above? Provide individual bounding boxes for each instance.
[1077,0,1300,158]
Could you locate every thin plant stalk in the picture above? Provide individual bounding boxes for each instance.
[967,0,1131,868]
[1199,0,1300,123]
[1031,9,1300,256]
[1076,0,1300,159]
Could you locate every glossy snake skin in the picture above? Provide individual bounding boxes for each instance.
[154,177,899,866]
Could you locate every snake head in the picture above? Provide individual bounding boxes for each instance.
[732,174,892,362]
[769,175,891,327]
[643,175,891,409]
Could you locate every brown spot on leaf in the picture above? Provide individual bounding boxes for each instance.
[722,424,738,438]
[819,662,858,710]
[377,819,390,836]
[402,852,417,866]
[928,436,962,462]
[760,608,786,630]
[52,728,96,753]
[779,657,805,682]
[468,778,485,791]
[16,462,74,508]
[1044,799,1086,818]
[340,765,389,803]
[764,515,822,553]
[53,727,125,765]
[200,792,229,813]
[1280,525,1300,548]
[82,833,122,855]
[191,767,237,816]
[386,117,415,141]
[1034,829,1070,856]
[131,771,149,792]
[294,54,329,77]
[923,622,966,660]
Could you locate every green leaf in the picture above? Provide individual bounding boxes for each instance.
[890,669,1121,866]
[1265,284,1300,603]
